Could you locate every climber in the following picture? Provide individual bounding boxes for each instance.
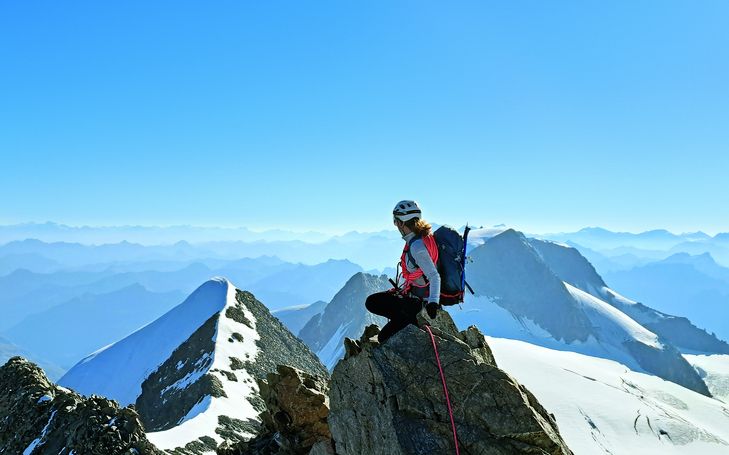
[365,200,441,343]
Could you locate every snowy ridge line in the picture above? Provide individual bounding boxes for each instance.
[146,279,261,450]
[59,277,235,406]
[564,282,662,349]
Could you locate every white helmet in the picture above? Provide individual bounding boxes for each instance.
[393,200,422,222]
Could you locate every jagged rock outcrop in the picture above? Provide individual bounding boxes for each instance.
[328,311,573,455]
[218,365,332,455]
[0,356,161,455]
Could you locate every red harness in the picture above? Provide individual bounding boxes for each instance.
[400,234,439,296]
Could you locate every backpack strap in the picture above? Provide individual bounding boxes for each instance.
[404,235,439,286]
[405,235,419,270]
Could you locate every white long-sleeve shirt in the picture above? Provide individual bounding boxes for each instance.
[402,231,441,304]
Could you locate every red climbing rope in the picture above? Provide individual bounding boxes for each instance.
[424,324,460,455]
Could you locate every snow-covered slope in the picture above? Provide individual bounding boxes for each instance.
[59,277,326,453]
[453,229,710,394]
[450,294,657,375]
[488,336,729,455]
[465,225,510,246]
[685,354,729,403]
[60,278,233,406]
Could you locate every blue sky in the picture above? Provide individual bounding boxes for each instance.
[1,1,728,234]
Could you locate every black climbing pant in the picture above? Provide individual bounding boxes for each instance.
[365,291,424,343]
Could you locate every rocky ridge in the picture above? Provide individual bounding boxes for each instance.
[328,310,573,454]
[0,356,161,455]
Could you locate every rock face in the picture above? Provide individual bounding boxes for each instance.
[219,365,332,455]
[464,229,710,396]
[328,311,573,455]
[0,356,161,455]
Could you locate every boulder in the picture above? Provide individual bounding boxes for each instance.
[219,365,331,455]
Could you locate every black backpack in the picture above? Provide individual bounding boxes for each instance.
[404,225,474,305]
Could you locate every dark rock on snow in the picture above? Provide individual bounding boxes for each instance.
[0,356,161,455]
[134,288,328,454]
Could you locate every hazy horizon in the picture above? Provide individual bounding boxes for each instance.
[0,220,726,240]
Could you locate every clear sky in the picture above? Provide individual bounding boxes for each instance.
[1,1,727,234]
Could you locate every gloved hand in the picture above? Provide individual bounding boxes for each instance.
[425,301,440,319]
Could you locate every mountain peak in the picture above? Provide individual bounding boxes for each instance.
[578,226,612,234]
[61,278,235,406]
[488,228,529,246]
[662,252,718,267]
[60,278,326,452]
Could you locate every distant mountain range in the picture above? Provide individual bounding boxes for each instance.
[246,259,363,310]
[604,252,729,342]
[272,300,328,336]
[0,233,401,271]
[0,253,365,377]
[4,284,185,369]
[0,221,335,244]
[543,227,729,266]
[543,227,714,250]
[0,335,64,381]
